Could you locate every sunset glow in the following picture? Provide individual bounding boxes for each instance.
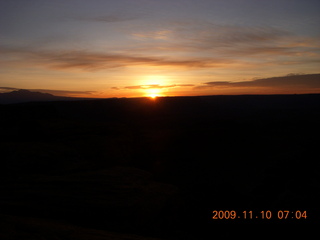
[149,94,158,100]
[0,1,320,98]
[145,88,163,99]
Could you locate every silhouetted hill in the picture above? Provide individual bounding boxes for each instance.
[0,89,83,104]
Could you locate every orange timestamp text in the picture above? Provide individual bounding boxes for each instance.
[212,210,307,220]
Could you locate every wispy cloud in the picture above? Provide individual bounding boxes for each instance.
[77,13,142,23]
[172,22,291,46]
[0,45,234,71]
[130,21,320,58]
[132,30,173,40]
[198,73,320,89]
[30,89,95,97]
[123,84,194,90]
[0,21,319,74]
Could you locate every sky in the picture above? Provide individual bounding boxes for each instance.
[0,0,320,98]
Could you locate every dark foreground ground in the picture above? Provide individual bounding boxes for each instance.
[1,94,319,239]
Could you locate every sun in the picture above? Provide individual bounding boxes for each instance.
[145,88,162,99]
[149,94,158,99]
[139,75,169,99]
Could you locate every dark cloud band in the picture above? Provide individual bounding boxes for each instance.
[202,73,320,89]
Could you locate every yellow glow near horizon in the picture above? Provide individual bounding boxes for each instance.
[149,94,158,99]
[141,75,168,86]
[145,88,163,98]
[139,75,169,98]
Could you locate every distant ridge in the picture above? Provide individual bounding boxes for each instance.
[0,89,77,104]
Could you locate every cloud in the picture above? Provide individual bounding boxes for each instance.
[179,23,290,47]
[132,30,173,40]
[199,73,320,89]
[77,14,141,23]
[124,84,194,90]
[0,21,319,73]
[131,21,320,58]
[0,45,234,71]
[30,89,95,97]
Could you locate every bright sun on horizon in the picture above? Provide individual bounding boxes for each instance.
[145,87,163,99]
[149,94,158,99]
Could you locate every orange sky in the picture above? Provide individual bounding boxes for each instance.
[1,0,320,98]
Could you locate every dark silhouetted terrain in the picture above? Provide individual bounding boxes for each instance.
[1,94,319,239]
